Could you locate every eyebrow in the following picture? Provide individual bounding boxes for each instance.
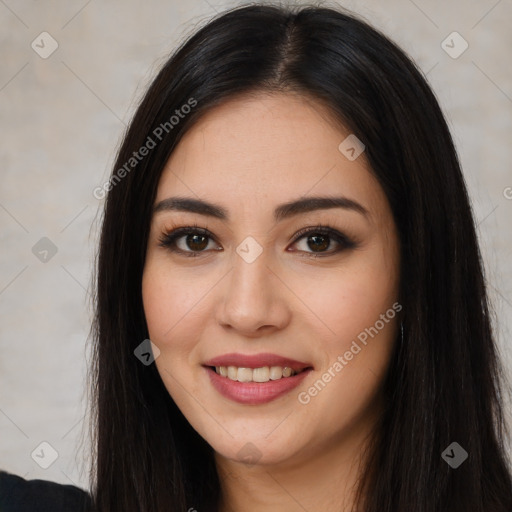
[153,195,369,222]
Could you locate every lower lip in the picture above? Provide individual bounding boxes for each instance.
[204,366,312,405]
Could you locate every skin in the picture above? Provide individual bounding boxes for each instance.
[142,91,401,512]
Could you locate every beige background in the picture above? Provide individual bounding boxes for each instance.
[1,0,511,490]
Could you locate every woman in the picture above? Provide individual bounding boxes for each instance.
[91,3,512,511]
[2,3,511,511]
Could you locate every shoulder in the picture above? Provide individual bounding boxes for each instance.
[0,470,93,512]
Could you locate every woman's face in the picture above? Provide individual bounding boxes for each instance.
[142,92,401,467]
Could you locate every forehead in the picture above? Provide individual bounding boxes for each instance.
[155,92,383,216]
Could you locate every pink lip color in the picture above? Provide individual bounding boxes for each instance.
[203,352,311,372]
[204,366,311,405]
[203,352,312,405]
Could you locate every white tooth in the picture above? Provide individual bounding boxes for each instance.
[253,366,270,382]
[269,366,283,380]
[219,365,300,382]
[237,367,253,382]
[227,366,238,381]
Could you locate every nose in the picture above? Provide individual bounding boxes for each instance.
[215,250,291,337]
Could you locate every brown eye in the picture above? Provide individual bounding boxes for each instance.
[304,233,330,252]
[290,226,356,257]
[183,233,209,251]
[158,224,357,259]
[158,227,219,257]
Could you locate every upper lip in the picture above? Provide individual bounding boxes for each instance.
[203,352,312,372]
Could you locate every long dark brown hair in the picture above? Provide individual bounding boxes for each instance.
[87,4,512,511]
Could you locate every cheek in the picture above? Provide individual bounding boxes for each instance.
[141,262,205,355]
[298,245,400,403]
[295,263,398,434]
[307,257,398,341]
[142,263,208,408]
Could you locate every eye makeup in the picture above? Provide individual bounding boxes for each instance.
[157,221,359,259]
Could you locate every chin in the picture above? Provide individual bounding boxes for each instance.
[206,429,304,467]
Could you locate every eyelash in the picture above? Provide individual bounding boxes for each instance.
[157,222,357,259]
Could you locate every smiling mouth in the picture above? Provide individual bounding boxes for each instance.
[209,365,310,383]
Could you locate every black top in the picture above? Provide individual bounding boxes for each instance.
[0,470,93,512]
